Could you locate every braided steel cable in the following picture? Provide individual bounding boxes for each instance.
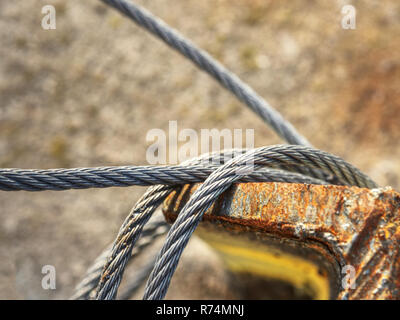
[93,147,332,299]
[1,146,376,193]
[70,215,169,300]
[0,162,329,192]
[70,150,321,299]
[99,0,310,146]
[77,150,249,300]
[142,146,377,299]
[93,152,224,300]
[94,184,171,300]
[141,158,253,299]
[93,145,377,299]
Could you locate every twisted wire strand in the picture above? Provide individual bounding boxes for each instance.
[93,147,331,299]
[142,146,377,299]
[93,145,377,299]
[70,215,169,300]
[0,165,232,191]
[74,150,318,299]
[0,161,328,192]
[94,184,171,300]
[2,145,375,193]
[80,150,252,299]
[142,160,250,299]
[99,0,310,146]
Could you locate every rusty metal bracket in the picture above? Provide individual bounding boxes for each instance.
[163,182,400,300]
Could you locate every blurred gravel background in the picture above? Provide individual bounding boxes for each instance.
[0,0,399,299]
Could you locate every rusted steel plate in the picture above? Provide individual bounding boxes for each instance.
[162,182,400,300]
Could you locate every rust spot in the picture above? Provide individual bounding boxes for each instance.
[163,182,400,300]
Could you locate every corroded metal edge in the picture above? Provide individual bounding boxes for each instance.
[162,182,400,300]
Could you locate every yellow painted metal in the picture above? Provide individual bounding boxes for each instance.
[163,182,400,299]
[197,228,330,299]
